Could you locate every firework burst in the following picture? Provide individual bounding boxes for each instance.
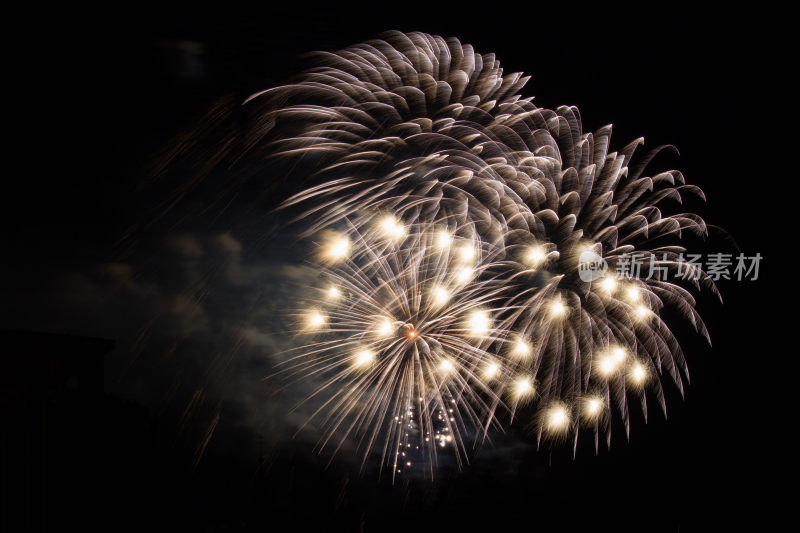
[276,218,530,477]
[159,31,723,473]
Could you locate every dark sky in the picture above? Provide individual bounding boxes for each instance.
[1,1,785,531]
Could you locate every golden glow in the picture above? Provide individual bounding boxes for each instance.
[483,361,500,380]
[322,234,350,262]
[435,229,453,249]
[376,317,394,337]
[431,285,450,307]
[549,298,567,318]
[439,358,455,374]
[454,266,474,284]
[598,275,617,294]
[377,215,407,241]
[634,305,651,320]
[544,403,571,433]
[305,310,327,330]
[525,245,547,267]
[582,396,604,419]
[511,336,532,359]
[597,356,617,376]
[326,285,342,300]
[596,346,626,377]
[626,286,641,302]
[467,310,491,336]
[514,376,534,398]
[457,242,475,263]
[353,349,375,368]
[629,361,648,385]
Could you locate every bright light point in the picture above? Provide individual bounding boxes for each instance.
[435,230,453,249]
[467,310,491,336]
[353,349,375,367]
[407,329,417,339]
[596,348,626,377]
[376,318,394,337]
[511,337,532,358]
[549,299,567,318]
[526,245,547,267]
[457,243,475,263]
[446,435,452,442]
[514,376,534,398]
[326,286,341,300]
[306,310,326,329]
[598,276,617,294]
[597,357,616,376]
[545,404,570,433]
[634,305,650,320]
[483,362,500,380]
[454,266,474,284]
[323,234,350,262]
[431,285,450,307]
[439,359,455,373]
[629,362,648,385]
[583,397,604,418]
[377,215,407,241]
[626,286,641,302]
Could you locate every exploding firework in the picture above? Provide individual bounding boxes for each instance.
[275,218,535,477]
[160,31,722,472]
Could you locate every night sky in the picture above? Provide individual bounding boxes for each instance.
[1,2,784,531]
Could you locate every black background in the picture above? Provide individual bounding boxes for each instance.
[1,1,785,531]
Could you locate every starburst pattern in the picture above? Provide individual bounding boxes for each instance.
[277,219,533,477]
[161,31,722,473]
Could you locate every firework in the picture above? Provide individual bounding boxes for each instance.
[163,31,722,471]
[276,219,528,477]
